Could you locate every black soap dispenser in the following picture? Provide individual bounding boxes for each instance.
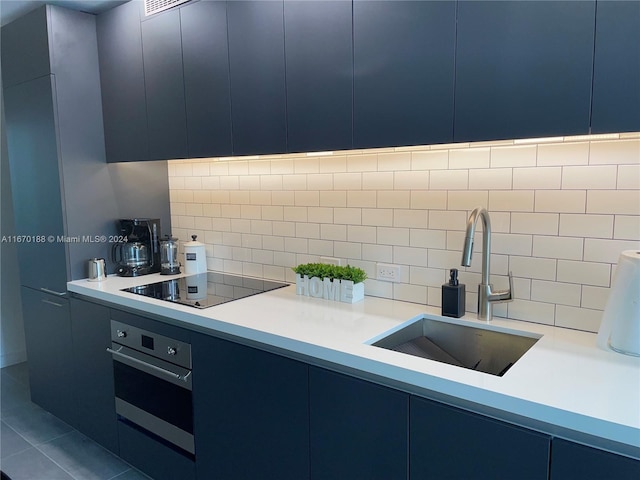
[442,268,465,318]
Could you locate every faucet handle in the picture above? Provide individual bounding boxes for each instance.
[489,271,514,303]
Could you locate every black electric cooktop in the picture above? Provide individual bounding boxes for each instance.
[121,272,289,309]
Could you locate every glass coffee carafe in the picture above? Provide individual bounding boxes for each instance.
[160,235,181,275]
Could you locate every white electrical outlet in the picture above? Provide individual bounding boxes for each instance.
[320,256,341,266]
[376,263,401,282]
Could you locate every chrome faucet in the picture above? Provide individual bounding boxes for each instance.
[461,207,513,321]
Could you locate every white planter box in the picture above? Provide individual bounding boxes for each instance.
[295,274,364,304]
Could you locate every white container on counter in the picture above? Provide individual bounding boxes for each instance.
[183,235,207,274]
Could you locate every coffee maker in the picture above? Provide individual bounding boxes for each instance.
[112,219,161,276]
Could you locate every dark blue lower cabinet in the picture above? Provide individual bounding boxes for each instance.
[309,367,409,480]
[410,396,550,480]
[550,438,640,480]
[192,333,309,480]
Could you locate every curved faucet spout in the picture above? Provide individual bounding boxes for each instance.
[460,207,512,321]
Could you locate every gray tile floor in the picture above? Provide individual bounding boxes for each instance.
[1,362,151,480]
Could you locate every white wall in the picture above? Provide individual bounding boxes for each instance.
[168,133,640,333]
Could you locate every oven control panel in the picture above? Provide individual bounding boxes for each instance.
[110,320,191,369]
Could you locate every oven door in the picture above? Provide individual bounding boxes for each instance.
[109,343,194,454]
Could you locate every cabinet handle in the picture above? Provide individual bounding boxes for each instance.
[40,288,66,296]
[41,299,65,308]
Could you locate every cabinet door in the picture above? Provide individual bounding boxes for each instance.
[410,396,550,479]
[20,287,76,427]
[180,0,233,158]
[227,0,287,155]
[284,0,352,153]
[4,76,67,293]
[192,333,309,480]
[0,6,50,88]
[310,367,408,480]
[550,438,640,480]
[353,0,455,149]
[141,9,188,160]
[96,0,149,162]
[70,297,118,454]
[591,1,640,133]
[455,1,595,142]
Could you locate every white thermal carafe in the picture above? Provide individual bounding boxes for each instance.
[183,235,207,274]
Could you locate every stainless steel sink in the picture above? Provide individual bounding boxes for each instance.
[371,316,541,376]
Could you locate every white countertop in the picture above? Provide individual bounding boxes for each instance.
[68,273,640,457]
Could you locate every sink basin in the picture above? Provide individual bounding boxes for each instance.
[371,315,541,376]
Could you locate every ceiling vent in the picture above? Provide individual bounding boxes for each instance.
[144,0,191,16]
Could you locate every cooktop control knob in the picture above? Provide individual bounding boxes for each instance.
[117,330,127,338]
[167,346,177,356]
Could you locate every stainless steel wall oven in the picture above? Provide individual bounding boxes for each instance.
[107,320,194,455]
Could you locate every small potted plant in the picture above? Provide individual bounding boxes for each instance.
[292,263,367,303]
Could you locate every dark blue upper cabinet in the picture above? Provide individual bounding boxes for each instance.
[591,1,640,133]
[180,1,233,158]
[455,1,596,142]
[0,6,51,88]
[227,0,287,155]
[353,0,456,149]
[141,9,188,160]
[97,1,149,162]
[284,0,353,153]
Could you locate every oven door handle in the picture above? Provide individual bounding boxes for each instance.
[107,347,191,383]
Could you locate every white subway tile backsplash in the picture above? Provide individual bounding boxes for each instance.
[379,152,411,171]
[363,172,394,190]
[614,215,640,240]
[557,260,611,287]
[393,246,428,267]
[510,255,556,281]
[347,154,377,172]
[537,142,589,166]
[447,191,489,211]
[535,190,586,214]
[395,171,430,190]
[362,208,393,227]
[531,280,581,307]
[491,233,533,256]
[562,165,617,190]
[513,167,561,189]
[489,190,534,212]
[394,209,428,228]
[511,213,558,235]
[362,243,393,263]
[532,235,583,261]
[490,145,537,167]
[410,191,447,210]
[555,305,602,332]
[378,191,411,208]
[347,191,377,208]
[377,227,410,246]
[411,150,448,170]
[507,300,555,325]
[559,214,614,239]
[430,169,468,190]
[617,164,640,189]
[589,139,640,165]
[169,135,639,331]
[449,147,490,169]
[468,168,512,190]
[584,238,640,263]
[581,285,610,310]
[587,191,640,215]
